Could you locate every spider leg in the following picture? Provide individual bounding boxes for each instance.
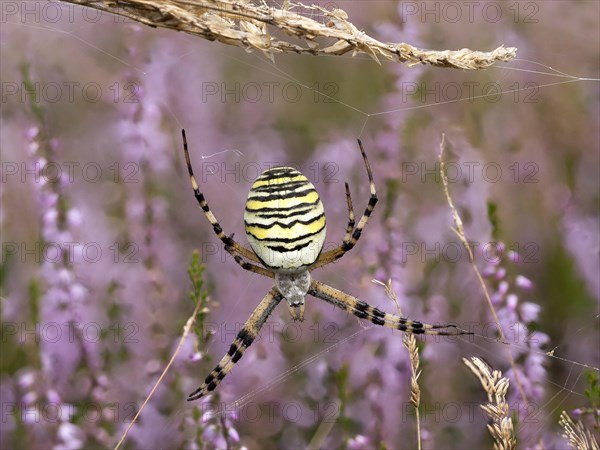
[188,287,284,401]
[343,182,355,244]
[182,129,261,264]
[311,139,377,270]
[229,252,274,279]
[308,280,473,336]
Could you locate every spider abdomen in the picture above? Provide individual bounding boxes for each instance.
[244,167,326,272]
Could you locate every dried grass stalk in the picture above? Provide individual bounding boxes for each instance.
[463,357,516,450]
[559,411,600,450]
[404,332,422,420]
[59,0,516,69]
[373,278,422,450]
[439,134,530,408]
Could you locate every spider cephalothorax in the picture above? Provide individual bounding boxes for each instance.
[182,129,471,401]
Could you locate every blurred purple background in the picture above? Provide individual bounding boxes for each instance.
[1,1,599,449]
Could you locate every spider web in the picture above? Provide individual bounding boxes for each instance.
[2,1,599,448]
[168,26,599,446]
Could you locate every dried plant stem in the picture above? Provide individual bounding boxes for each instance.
[58,0,516,69]
[373,278,422,450]
[404,332,422,450]
[559,411,600,450]
[463,357,516,450]
[114,298,204,450]
[438,134,529,409]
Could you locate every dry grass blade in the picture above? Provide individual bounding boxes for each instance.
[372,278,422,450]
[559,411,600,450]
[59,0,516,69]
[463,357,516,450]
[404,332,421,409]
[439,133,530,408]
[113,297,204,450]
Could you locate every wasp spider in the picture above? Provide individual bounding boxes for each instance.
[182,130,471,401]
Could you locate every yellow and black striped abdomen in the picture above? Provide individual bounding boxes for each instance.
[244,167,326,272]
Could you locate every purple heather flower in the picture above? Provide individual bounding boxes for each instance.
[46,389,61,405]
[516,275,534,290]
[486,243,548,442]
[21,391,38,406]
[228,427,240,442]
[202,424,226,449]
[189,351,203,363]
[506,293,518,311]
[496,267,507,280]
[347,434,370,450]
[66,209,82,228]
[17,371,36,390]
[55,422,84,450]
[25,126,39,140]
[491,292,504,305]
[482,265,497,277]
[507,250,520,263]
[520,302,541,323]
